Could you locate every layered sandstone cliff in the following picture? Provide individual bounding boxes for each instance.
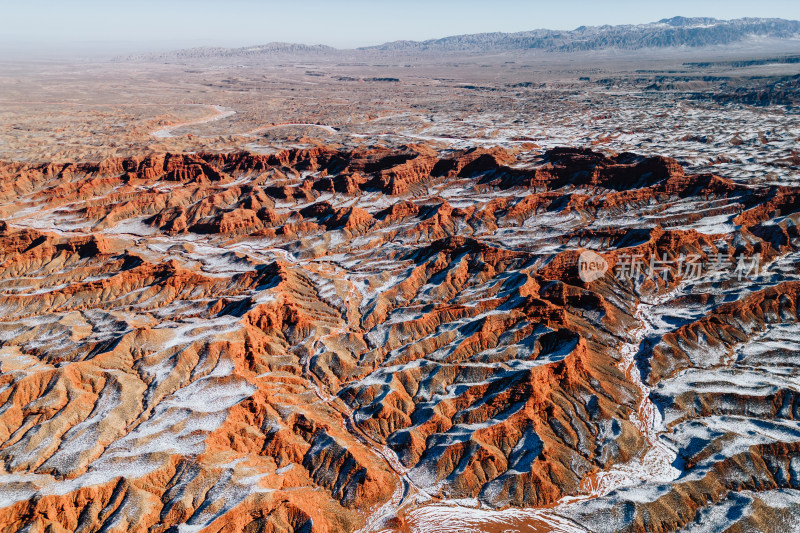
[0,145,797,532]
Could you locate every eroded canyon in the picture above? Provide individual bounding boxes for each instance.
[3,16,800,531]
[0,140,797,531]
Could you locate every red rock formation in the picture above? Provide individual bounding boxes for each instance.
[0,144,798,532]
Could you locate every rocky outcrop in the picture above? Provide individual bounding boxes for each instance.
[0,144,798,532]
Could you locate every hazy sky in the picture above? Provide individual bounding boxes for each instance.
[4,0,800,55]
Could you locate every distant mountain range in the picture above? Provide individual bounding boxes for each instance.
[123,17,800,61]
[363,17,800,53]
[121,42,336,61]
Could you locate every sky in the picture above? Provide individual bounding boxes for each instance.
[3,0,800,55]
